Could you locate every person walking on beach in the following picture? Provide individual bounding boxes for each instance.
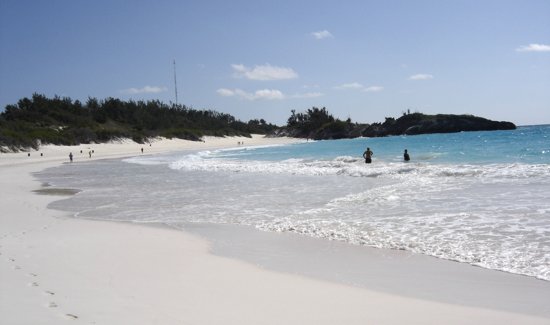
[69,152,73,163]
[404,149,410,162]
[363,147,373,164]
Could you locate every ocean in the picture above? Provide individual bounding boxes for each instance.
[38,125,550,281]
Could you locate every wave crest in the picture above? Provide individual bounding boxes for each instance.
[164,151,550,181]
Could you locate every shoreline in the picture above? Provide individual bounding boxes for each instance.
[184,222,550,316]
[2,136,550,324]
[0,134,302,167]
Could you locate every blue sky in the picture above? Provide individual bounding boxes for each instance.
[1,0,549,125]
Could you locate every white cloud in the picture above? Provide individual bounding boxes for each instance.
[334,82,383,93]
[231,63,298,80]
[217,88,235,97]
[217,88,285,100]
[334,82,365,90]
[516,43,550,52]
[363,86,384,92]
[217,88,324,100]
[292,92,324,98]
[311,30,333,40]
[120,86,167,94]
[409,74,434,80]
[254,89,285,100]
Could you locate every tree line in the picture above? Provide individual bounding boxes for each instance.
[278,106,516,139]
[0,94,277,151]
[0,94,516,152]
[282,107,360,139]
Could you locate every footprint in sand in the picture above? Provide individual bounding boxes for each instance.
[65,314,78,320]
[44,290,55,296]
[48,302,58,308]
[14,265,21,270]
[29,281,39,287]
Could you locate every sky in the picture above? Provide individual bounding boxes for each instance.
[1,0,549,126]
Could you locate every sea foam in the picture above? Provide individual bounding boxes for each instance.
[44,126,550,281]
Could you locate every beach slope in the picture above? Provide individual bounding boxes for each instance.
[1,136,549,324]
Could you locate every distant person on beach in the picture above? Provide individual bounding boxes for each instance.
[363,147,373,164]
[89,151,92,158]
[404,149,410,162]
[141,148,144,154]
[69,152,73,162]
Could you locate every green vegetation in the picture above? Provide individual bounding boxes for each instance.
[0,94,277,152]
[285,107,356,139]
[365,112,517,136]
[279,108,516,139]
[0,95,517,152]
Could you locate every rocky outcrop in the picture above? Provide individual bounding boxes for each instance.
[272,113,516,139]
[362,113,516,137]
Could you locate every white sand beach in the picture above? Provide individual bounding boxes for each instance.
[1,135,549,324]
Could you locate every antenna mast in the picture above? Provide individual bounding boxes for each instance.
[173,59,178,106]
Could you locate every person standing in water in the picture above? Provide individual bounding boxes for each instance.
[363,147,373,164]
[404,149,410,162]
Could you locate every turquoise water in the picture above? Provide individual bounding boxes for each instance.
[39,125,550,281]
[213,125,550,165]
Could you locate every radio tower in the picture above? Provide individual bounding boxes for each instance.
[173,59,179,106]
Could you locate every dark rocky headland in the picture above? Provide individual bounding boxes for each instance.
[272,109,516,140]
